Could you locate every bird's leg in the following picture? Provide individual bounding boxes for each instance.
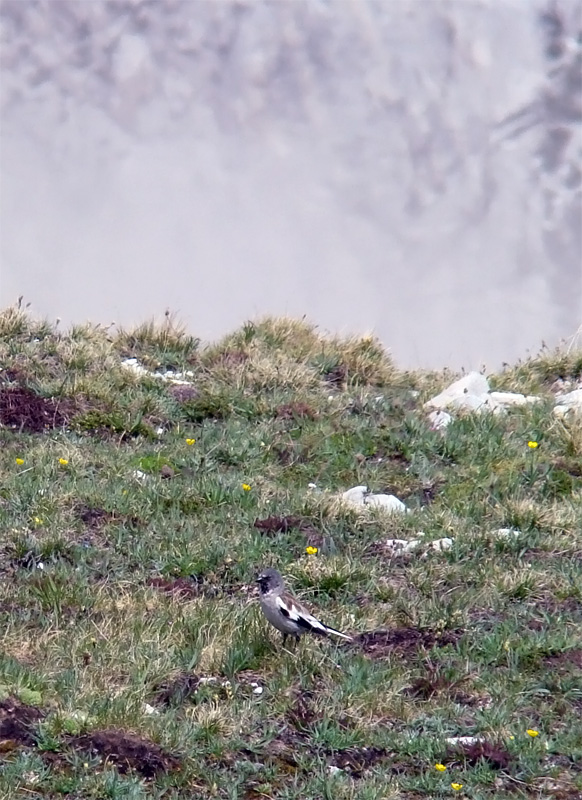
[282,633,288,648]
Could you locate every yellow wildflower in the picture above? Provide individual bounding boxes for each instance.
[33,517,43,525]
[451,784,463,791]
[242,483,251,491]
[527,441,538,449]
[305,546,318,555]
[15,458,24,465]
[526,729,539,738]
[59,458,69,465]
[185,438,195,445]
[435,763,447,772]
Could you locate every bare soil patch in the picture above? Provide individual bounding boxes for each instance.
[69,729,180,777]
[76,504,117,528]
[0,386,73,433]
[404,670,476,703]
[543,649,582,671]
[446,739,512,770]
[286,689,317,730]
[328,746,388,778]
[254,515,306,534]
[322,363,347,387]
[552,457,582,478]
[153,672,203,707]
[154,670,263,708]
[275,402,317,420]
[354,628,462,659]
[147,575,219,600]
[207,349,249,368]
[0,697,44,748]
[224,734,390,780]
[253,515,322,547]
[168,384,200,404]
[272,443,310,466]
[74,504,143,545]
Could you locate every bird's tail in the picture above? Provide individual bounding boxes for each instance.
[324,625,353,641]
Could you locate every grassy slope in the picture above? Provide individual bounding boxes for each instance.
[0,307,581,800]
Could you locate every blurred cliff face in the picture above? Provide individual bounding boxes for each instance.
[0,0,580,368]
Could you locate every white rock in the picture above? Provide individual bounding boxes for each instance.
[424,372,490,410]
[551,378,572,393]
[341,486,369,506]
[365,494,408,514]
[424,371,547,418]
[385,538,421,553]
[447,393,491,412]
[121,358,194,385]
[122,357,148,377]
[132,469,147,482]
[143,703,159,715]
[493,528,521,539]
[553,388,582,416]
[384,536,453,556]
[555,388,582,408]
[446,736,485,747]
[489,391,541,406]
[384,538,411,548]
[424,537,454,552]
[428,409,453,430]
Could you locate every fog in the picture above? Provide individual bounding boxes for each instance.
[1,0,580,368]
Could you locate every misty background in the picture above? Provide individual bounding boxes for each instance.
[0,0,580,369]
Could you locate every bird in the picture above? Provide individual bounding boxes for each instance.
[256,567,353,646]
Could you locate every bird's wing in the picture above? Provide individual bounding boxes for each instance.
[276,595,328,634]
[276,595,352,640]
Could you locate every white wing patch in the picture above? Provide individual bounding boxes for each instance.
[276,596,327,633]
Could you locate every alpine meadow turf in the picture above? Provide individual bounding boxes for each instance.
[0,307,580,799]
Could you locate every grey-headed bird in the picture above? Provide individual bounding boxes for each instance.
[256,567,352,645]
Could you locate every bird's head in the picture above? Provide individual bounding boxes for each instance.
[256,567,283,594]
